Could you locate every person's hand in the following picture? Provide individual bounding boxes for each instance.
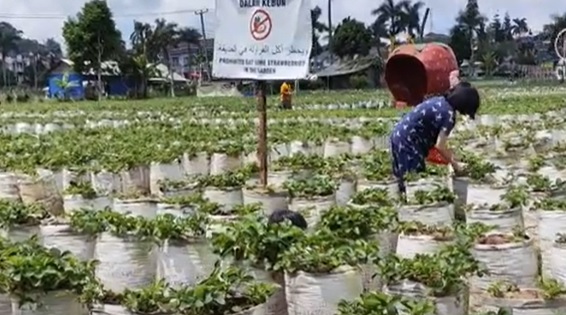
[449,70,460,88]
[452,162,466,176]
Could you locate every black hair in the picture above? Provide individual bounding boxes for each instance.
[268,209,308,230]
[444,82,480,119]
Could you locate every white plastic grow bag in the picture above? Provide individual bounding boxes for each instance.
[156,239,218,287]
[95,233,157,292]
[452,176,469,221]
[398,202,454,226]
[471,236,538,291]
[156,203,193,217]
[269,143,290,162]
[323,139,351,157]
[18,171,64,216]
[14,122,32,134]
[452,177,469,204]
[113,198,157,218]
[1,225,39,242]
[479,293,566,315]
[335,179,356,206]
[285,266,363,315]
[350,136,374,154]
[0,171,21,201]
[90,170,120,195]
[466,207,524,233]
[385,281,466,315]
[63,195,110,213]
[259,272,288,315]
[206,214,239,238]
[357,179,398,197]
[288,140,310,156]
[405,178,446,198]
[203,187,243,213]
[40,224,95,261]
[396,234,452,258]
[467,184,506,206]
[10,291,84,315]
[307,141,324,156]
[242,188,288,215]
[182,152,210,176]
[289,195,335,228]
[61,168,90,192]
[149,161,184,196]
[538,210,566,277]
[210,153,241,175]
[0,295,9,315]
[549,242,566,284]
[119,165,150,195]
[268,170,293,188]
[360,231,398,292]
[373,135,389,149]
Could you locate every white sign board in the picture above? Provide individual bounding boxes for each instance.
[212,0,312,80]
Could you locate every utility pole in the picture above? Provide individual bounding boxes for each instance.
[195,9,211,81]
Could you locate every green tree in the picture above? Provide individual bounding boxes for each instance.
[152,18,179,97]
[310,6,327,57]
[543,13,566,55]
[0,22,22,87]
[511,18,529,37]
[449,0,486,72]
[371,0,409,37]
[62,0,122,99]
[488,14,505,43]
[502,13,513,41]
[331,17,373,59]
[400,1,425,37]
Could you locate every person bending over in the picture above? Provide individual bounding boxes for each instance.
[390,82,480,198]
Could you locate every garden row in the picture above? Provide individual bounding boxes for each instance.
[2,167,566,315]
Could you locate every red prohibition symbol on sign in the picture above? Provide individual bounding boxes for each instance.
[250,9,272,41]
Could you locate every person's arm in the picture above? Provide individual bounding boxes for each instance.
[435,109,460,171]
[436,131,459,170]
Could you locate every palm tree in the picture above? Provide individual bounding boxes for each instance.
[129,21,157,98]
[400,1,425,38]
[311,6,327,57]
[153,18,179,97]
[511,18,529,37]
[455,0,486,76]
[130,21,155,58]
[54,72,79,101]
[0,23,22,87]
[372,0,410,37]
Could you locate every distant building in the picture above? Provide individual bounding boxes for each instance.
[45,59,129,99]
[169,38,214,78]
[0,53,35,83]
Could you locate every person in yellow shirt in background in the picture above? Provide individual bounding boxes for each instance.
[280,81,293,109]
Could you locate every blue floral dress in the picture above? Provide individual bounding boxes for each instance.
[390,97,456,192]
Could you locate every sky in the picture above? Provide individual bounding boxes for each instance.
[0,0,564,49]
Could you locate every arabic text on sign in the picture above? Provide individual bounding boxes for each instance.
[240,0,286,7]
[216,44,308,56]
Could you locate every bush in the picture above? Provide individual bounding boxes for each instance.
[349,75,370,89]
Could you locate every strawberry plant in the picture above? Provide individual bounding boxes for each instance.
[319,205,397,239]
[211,214,306,271]
[406,186,455,205]
[278,228,379,273]
[283,175,336,198]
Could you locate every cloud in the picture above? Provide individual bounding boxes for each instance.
[1,0,564,48]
